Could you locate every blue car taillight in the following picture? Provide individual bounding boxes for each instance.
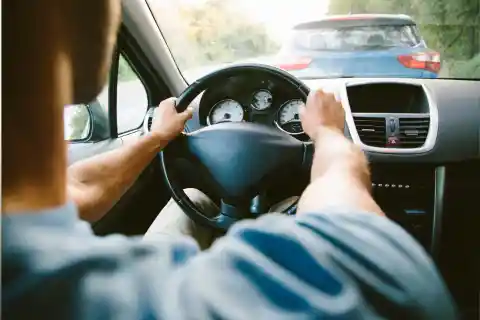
[397,51,441,73]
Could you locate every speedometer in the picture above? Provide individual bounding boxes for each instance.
[208,99,244,125]
[251,90,273,110]
[276,99,305,135]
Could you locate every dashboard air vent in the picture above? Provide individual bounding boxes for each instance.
[398,117,430,148]
[353,116,386,147]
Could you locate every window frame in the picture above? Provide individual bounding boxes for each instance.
[112,25,171,137]
[114,53,150,136]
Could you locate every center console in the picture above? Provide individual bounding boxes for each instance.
[370,164,438,251]
[341,80,443,254]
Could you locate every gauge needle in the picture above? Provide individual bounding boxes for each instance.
[285,114,300,124]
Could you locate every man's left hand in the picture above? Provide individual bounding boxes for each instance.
[150,98,194,142]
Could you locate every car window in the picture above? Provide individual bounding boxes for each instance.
[117,55,148,134]
[291,25,422,52]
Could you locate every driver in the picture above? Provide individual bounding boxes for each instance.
[3,1,455,319]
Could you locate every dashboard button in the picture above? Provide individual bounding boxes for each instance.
[389,118,396,131]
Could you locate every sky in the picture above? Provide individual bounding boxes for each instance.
[233,0,330,40]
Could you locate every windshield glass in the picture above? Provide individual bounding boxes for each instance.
[147,0,480,82]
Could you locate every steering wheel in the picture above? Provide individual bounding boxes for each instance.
[159,64,312,230]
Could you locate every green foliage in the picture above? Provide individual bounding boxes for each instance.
[449,54,480,78]
[154,0,280,70]
[180,0,280,67]
[118,55,138,82]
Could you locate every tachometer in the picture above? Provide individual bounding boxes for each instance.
[251,89,273,110]
[276,99,305,135]
[208,99,244,125]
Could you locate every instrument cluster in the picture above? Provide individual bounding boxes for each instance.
[200,76,309,140]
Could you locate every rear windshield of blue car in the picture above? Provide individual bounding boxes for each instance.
[287,24,422,52]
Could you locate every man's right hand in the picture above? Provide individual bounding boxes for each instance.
[299,89,345,139]
[297,89,384,217]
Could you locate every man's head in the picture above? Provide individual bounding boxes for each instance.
[65,0,122,103]
[5,0,121,104]
[3,0,121,211]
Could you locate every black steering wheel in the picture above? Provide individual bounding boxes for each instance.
[159,64,312,230]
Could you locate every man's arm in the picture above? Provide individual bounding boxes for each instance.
[297,90,383,216]
[68,98,192,222]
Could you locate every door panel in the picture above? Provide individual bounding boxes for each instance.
[68,139,123,165]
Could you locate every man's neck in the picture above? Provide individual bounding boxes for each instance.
[3,52,72,214]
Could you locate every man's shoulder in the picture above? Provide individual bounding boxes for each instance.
[2,204,200,320]
[2,202,200,268]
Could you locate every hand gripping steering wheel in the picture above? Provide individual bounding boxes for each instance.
[159,64,312,230]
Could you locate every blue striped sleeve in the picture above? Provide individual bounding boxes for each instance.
[147,210,456,319]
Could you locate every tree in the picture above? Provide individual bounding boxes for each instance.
[118,55,137,82]
[181,0,279,66]
[152,0,280,70]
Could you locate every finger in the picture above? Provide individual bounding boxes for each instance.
[306,90,318,109]
[159,97,177,109]
[307,89,325,109]
[299,104,306,119]
[323,92,336,106]
[314,89,326,100]
[180,106,194,120]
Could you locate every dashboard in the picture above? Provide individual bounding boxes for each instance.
[146,75,479,318]
[179,76,479,163]
[196,74,311,142]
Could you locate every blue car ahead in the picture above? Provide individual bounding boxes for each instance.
[275,14,441,79]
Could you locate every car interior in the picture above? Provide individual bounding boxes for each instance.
[66,1,479,318]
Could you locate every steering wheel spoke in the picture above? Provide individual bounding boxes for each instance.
[163,133,192,160]
[302,141,315,169]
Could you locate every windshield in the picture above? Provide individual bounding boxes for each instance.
[147,0,479,82]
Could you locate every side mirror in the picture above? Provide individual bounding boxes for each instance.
[64,100,110,142]
[64,104,92,141]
